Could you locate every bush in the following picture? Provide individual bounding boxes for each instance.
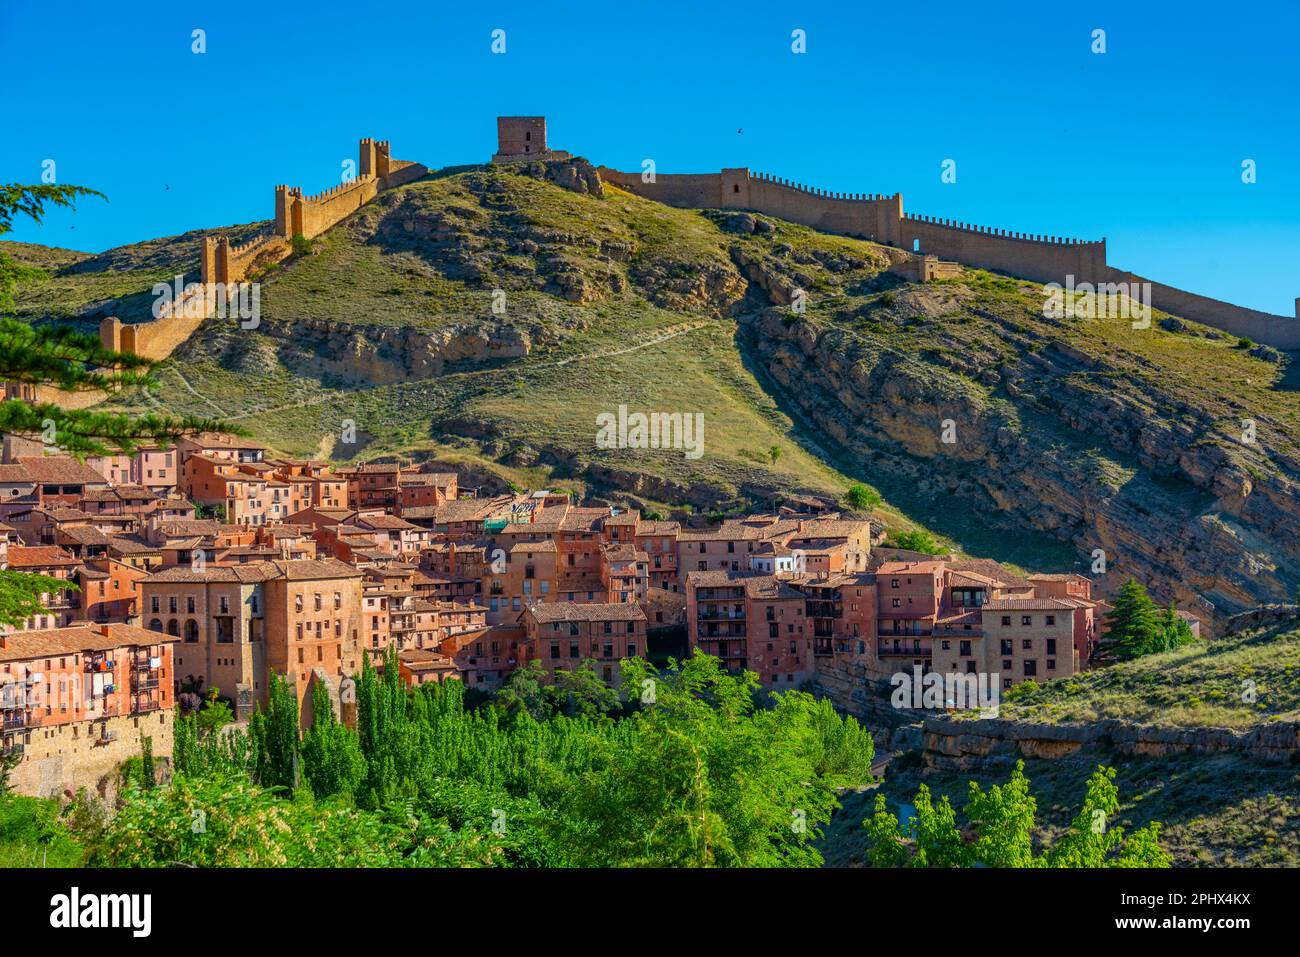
[290,233,314,258]
[843,483,882,512]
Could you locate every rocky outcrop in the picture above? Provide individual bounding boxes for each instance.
[921,714,1300,769]
[262,317,530,386]
[741,306,1300,622]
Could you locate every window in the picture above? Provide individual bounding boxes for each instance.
[1000,639,1012,655]
[169,597,177,614]
[626,643,636,657]
[151,596,159,613]
[1022,639,1032,650]
[334,592,342,610]
[550,643,560,660]
[314,594,322,612]
[1047,659,1056,670]
[1021,616,1032,627]
[1023,660,1037,676]
[569,641,579,658]
[1046,638,1057,655]
[941,640,950,650]
[891,598,901,608]
[769,623,778,638]
[959,640,971,657]
[1001,616,1011,627]
[1045,615,1056,626]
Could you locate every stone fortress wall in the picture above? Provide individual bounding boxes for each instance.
[100,138,428,360]
[96,117,1300,360]
[598,163,1300,348]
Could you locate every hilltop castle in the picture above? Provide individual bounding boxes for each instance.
[101,116,1300,357]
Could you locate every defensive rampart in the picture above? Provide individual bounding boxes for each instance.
[599,165,1299,347]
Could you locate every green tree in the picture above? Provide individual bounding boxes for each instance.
[1101,579,1162,660]
[863,762,1171,868]
[1044,766,1171,868]
[250,673,300,792]
[884,529,945,555]
[300,681,365,800]
[768,445,781,465]
[545,653,874,866]
[194,686,234,738]
[140,735,156,790]
[843,482,882,512]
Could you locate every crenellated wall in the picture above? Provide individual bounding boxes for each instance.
[900,214,1108,287]
[599,163,1300,348]
[99,138,427,363]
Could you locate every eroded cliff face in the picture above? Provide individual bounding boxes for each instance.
[267,317,531,385]
[740,293,1300,620]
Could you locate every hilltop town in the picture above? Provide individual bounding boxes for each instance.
[0,426,1145,797]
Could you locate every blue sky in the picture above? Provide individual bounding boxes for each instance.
[4,0,1297,314]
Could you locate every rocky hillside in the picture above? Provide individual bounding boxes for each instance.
[7,158,1300,615]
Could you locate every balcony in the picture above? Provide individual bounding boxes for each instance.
[84,652,115,674]
[878,641,933,657]
[131,671,160,692]
[697,625,746,639]
[697,608,745,620]
[1,710,31,731]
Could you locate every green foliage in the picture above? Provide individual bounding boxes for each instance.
[0,794,84,867]
[544,653,875,867]
[74,773,502,867]
[250,673,300,792]
[843,482,882,512]
[194,686,234,738]
[883,529,945,555]
[0,185,104,313]
[93,648,875,867]
[290,233,314,258]
[863,761,1171,867]
[300,681,365,800]
[0,569,79,629]
[1101,580,1197,661]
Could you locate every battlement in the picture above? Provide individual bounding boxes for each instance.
[901,213,1100,248]
[590,112,1297,347]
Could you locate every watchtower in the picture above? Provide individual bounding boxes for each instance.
[496,116,547,158]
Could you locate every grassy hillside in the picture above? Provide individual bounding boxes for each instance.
[996,611,1300,729]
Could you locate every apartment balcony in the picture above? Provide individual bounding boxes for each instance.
[878,641,933,657]
[131,671,160,692]
[697,625,746,640]
[697,608,745,620]
[813,637,835,657]
[84,652,115,674]
[1,710,31,731]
